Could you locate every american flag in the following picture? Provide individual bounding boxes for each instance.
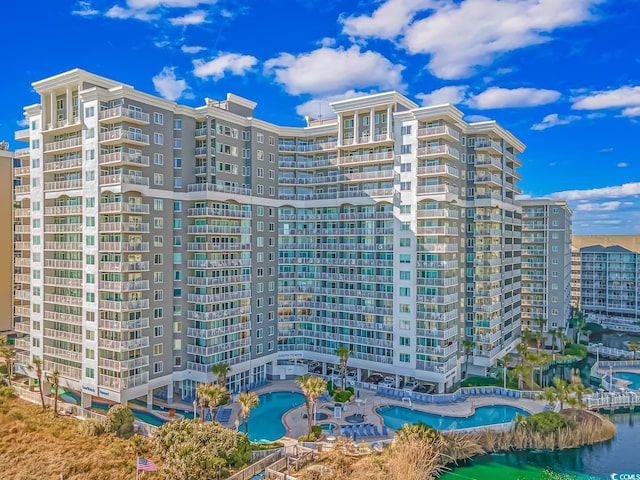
[137,458,157,472]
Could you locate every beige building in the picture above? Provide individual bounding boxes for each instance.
[0,148,14,334]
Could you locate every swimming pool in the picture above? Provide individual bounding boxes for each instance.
[614,371,640,390]
[92,401,171,427]
[240,391,305,443]
[376,404,530,431]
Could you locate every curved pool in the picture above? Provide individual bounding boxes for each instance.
[614,371,640,390]
[241,391,305,443]
[376,404,530,431]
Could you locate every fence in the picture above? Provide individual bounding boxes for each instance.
[228,451,284,480]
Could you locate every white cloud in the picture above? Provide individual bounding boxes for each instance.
[72,1,99,16]
[467,87,561,109]
[574,201,622,212]
[264,46,405,96]
[401,0,602,79]
[572,86,640,110]
[599,147,614,153]
[105,5,158,20]
[341,0,433,40]
[127,0,216,8]
[617,162,628,168]
[622,106,640,117]
[531,113,581,130]
[193,52,258,80]
[295,90,368,119]
[318,37,336,48]
[416,85,468,106]
[152,67,188,101]
[548,182,640,201]
[465,114,492,123]
[16,118,29,128]
[170,9,208,25]
[181,45,206,54]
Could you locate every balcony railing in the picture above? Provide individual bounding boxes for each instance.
[44,136,82,152]
[99,299,150,312]
[99,106,150,123]
[99,129,150,145]
[99,152,150,167]
[99,317,149,331]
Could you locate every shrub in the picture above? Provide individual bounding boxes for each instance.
[517,412,575,435]
[311,425,322,439]
[251,441,284,451]
[0,384,16,399]
[346,386,355,393]
[334,390,352,403]
[104,404,135,437]
[564,344,587,358]
[81,418,106,436]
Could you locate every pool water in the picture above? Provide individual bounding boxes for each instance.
[613,371,640,390]
[376,405,530,431]
[241,391,305,443]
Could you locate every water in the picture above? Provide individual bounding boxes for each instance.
[240,391,305,443]
[613,372,640,390]
[442,413,640,480]
[376,405,529,431]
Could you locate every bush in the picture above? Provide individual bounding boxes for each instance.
[334,390,352,403]
[517,412,575,435]
[251,441,284,451]
[564,344,587,358]
[345,386,355,393]
[81,418,106,436]
[104,404,135,437]
[311,425,322,439]
[327,381,337,396]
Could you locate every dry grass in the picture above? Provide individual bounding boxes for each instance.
[0,395,140,480]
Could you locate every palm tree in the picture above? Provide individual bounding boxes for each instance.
[206,384,228,423]
[525,352,540,389]
[570,381,592,409]
[552,377,570,410]
[547,328,558,352]
[534,318,547,353]
[540,386,557,410]
[47,370,60,415]
[237,391,259,435]
[196,383,209,422]
[628,340,640,360]
[516,341,528,365]
[211,363,231,388]
[335,346,352,389]
[0,336,16,386]
[296,374,327,436]
[581,329,592,345]
[462,340,476,378]
[28,358,46,409]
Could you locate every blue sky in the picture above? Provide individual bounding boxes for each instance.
[2,0,639,234]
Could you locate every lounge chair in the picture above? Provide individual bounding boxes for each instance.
[382,425,389,436]
[373,425,381,436]
[514,391,521,399]
[366,424,374,436]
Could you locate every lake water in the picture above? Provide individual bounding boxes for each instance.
[442,412,640,480]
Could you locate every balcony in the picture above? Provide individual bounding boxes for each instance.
[15,148,30,158]
[99,152,150,167]
[475,139,503,154]
[416,184,458,196]
[14,208,31,218]
[44,276,83,287]
[417,293,458,305]
[14,274,31,284]
[99,222,150,233]
[99,372,149,390]
[186,338,251,356]
[187,183,252,196]
[187,225,251,235]
[417,125,460,141]
[416,259,458,269]
[15,185,31,195]
[195,127,215,137]
[43,223,83,233]
[416,326,458,340]
[187,242,251,252]
[43,259,83,269]
[416,165,459,177]
[98,336,150,351]
[416,358,457,374]
[187,322,251,338]
[186,306,252,321]
[44,241,82,250]
[99,280,150,292]
[187,207,251,220]
[44,328,82,344]
[416,226,458,236]
[43,311,82,325]
[44,204,83,215]
[43,345,82,363]
[99,129,150,146]
[15,338,31,350]
[99,261,149,273]
[99,317,150,331]
[43,136,82,153]
[44,157,82,172]
[44,293,83,307]
[186,258,251,269]
[13,165,30,177]
[99,173,149,188]
[475,174,502,187]
[99,356,149,371]
[45,117,81,134]
[44,361,81,380]
[337,151,394,165]
[476,155,502,170]
[99,299,150,312]
[99,202,149,214]
[416,342,458,357]
[99,106,150,124]
[14,290,31,301]
[99,242,149,253]
[417,144,460,160]
[416,243,458,253]
[186,274,251,287]
[15,128,30,141]
[44,178,83,192]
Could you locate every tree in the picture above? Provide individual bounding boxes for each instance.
[462,340,476,378]
[547,328,558,352]
[211,363,231,388]
[196,383,209,422]
[104,404,135,437]
[540,387,557,410]
[0,336,16,386]
[296,374,327,437]
[534,318,547,353]
[46,369,60,415]
[552,377,570,410]
[570,377,592,409]
[206,384,228,423]
[237,391,259,436]
[335,346,352,389]
[628,340,640,360]
[516,341,529,365]
[28,358,46,409]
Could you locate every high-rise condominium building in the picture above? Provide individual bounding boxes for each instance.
[13,69,524,404]
[573,236,640,332]
[1,147,14,334]
[519,199,573,335]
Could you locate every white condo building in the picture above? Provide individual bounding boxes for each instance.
[13,69,525,405]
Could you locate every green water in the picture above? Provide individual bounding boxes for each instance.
[441,413,640,480]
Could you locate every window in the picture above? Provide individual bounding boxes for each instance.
[154,253,163,265]
[174,118,182,129]
[154,272,164,283]
[400,238,411,247]
[154,307,164,319]
[551,296,558,303]
[173,218,182,229]
[256,344,264,354]
[400,162,411,172]
[173,252,182,264]
[399,303,410,313]
[174,139,182,149]
[154,199,163,211]
[401,221,411,230]
[399,254,411,264]
[174,157,182,168]
[400,144,412,154]
[86,254,95,265]
[399,353,410,362]
[85,197,95,208]
[154,326,163,337]
[86,127,95,139]
[154,112,164,124]
[85,106,95,117]
[85,217,95,227]
[242,149,250,159]
[257,167,264,178]
[552,258,559,264]
[174,177,182,188]
[400,336,410,346]
[242,131,250,141]
[85,368,95,379]
[257,133,264,143]
[257,185,264,194]
[552,207,559,214]
[399,287,410,296]
[551,309,559,316]
[154,217,163,228]
[154,289,164,301]
[400,271,411,280]
[154,361,163,374]
[154,132,164,145]
[401,125,412,135]
[257,150,264,161]
[154,153,164,165]
[269,136,275,146]
[173,201,181,212]
[256,328,263,339]
[268,341,274,351]
[552,246,559,252]
[154,173,164,185]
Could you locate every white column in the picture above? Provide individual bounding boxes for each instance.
[386,105,392,140]
[337,113,343,147]
[354,111,359,144]
[81,392,92,409]
[49,91,55,129]
[369,107,375,143]
[167,382,174,404]
[66,86,72,124]
[147,388,153,409]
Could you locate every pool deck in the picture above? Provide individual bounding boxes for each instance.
[163,380,545,442]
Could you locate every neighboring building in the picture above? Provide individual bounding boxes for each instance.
[13,69,525,402]
[0,147,14,334]
[571,245,581,309]
[519,199,573,335]
[574,235,640,332]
